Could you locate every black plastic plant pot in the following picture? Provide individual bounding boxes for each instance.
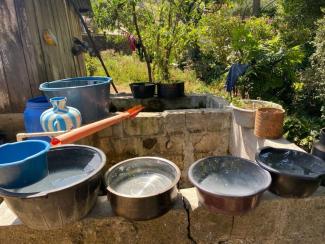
[256,147,325,198]
[130,82,156,99]
[157,82,185,99]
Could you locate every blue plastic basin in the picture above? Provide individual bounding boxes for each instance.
[39,76,111,124]
[0,140,50,188]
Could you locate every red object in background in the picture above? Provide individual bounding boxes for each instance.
[128,34,137,52]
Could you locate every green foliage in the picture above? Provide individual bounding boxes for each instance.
[92,0,135,32]
[92,0,210,83]
[85,56,98,76]
[198,10,305,101]
[237,43,304,102]
[275,0,325,47]
[295,15,325,117]
[284,115,323,151]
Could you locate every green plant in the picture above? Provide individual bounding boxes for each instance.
[296,14,325,118]
[92,0,154,82]
[92,0,209,83]
[85,56,98,76]
[275,0,325,47]
[283,115,323,151]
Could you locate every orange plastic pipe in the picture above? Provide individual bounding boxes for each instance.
[51,105,144,146]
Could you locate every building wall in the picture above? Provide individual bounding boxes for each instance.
[0,0,86,113]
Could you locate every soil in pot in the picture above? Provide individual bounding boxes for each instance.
[157,82,184,99]
[130,82,156,99]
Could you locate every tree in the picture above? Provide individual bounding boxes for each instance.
[252,0,260,16]
[92,0,207,82]
[92,0,153,82]
[276,0,325,47]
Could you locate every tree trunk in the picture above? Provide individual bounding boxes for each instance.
[253,0,261,16]
[131,2,153,82]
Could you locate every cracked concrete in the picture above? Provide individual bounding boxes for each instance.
[182,195,197,244]
[1,188,325,243]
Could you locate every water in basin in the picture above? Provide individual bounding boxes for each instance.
[113,171,173,197]
[199,172,260,196]
[9,168,91,194]
[259,150,325,176]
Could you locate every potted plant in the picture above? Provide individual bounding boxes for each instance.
[146,0,198,99]
[93,0,155,98]
[93,0,203,99]
[230,98,283,128]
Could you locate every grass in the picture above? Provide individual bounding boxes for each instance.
[85,50,228,96]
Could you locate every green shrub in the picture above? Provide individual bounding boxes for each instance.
[283,115,323,151]
[296,14,325,117]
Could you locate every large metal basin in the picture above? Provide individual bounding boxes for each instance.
[40,76,111,124]
[256,147,325,198]
[188,156,271,215]
[0,145,106,230]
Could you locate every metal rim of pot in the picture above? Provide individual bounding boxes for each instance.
[39,76,112,91]
[0,144,106,199]
[104,156,181,199]
[255,147,325,181]
[188,155,272,198]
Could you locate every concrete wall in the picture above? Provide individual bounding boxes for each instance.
[230,114,304,159]
[81,108,232,185]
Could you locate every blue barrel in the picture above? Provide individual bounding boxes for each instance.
[39,76,111,124]
[24,96,51,141]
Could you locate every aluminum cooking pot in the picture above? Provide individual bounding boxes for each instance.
[104,157,181,220]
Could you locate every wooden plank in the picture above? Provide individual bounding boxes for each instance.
[0,52,12,113]
[62,0,79,77]
[67,0,86,76]
[14,0,47,97]
[32,0,65,81]
[50,0,77,78]
[0,0,32,112]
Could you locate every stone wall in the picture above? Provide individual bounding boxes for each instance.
[81,108,232,185]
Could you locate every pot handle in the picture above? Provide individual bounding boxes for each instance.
[0,187,48,199]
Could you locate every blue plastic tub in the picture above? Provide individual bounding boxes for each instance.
[39,76,111,124]
[24,96,51,142]
[0,140,50,188]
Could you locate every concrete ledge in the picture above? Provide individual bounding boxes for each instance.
[1,188,325,243]
[230,114,304,160]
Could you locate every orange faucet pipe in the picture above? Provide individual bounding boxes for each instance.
[51,105,144,146]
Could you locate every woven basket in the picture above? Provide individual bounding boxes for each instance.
[254,108,285,139]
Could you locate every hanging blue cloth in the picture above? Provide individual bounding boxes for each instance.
[226,63,249,92]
